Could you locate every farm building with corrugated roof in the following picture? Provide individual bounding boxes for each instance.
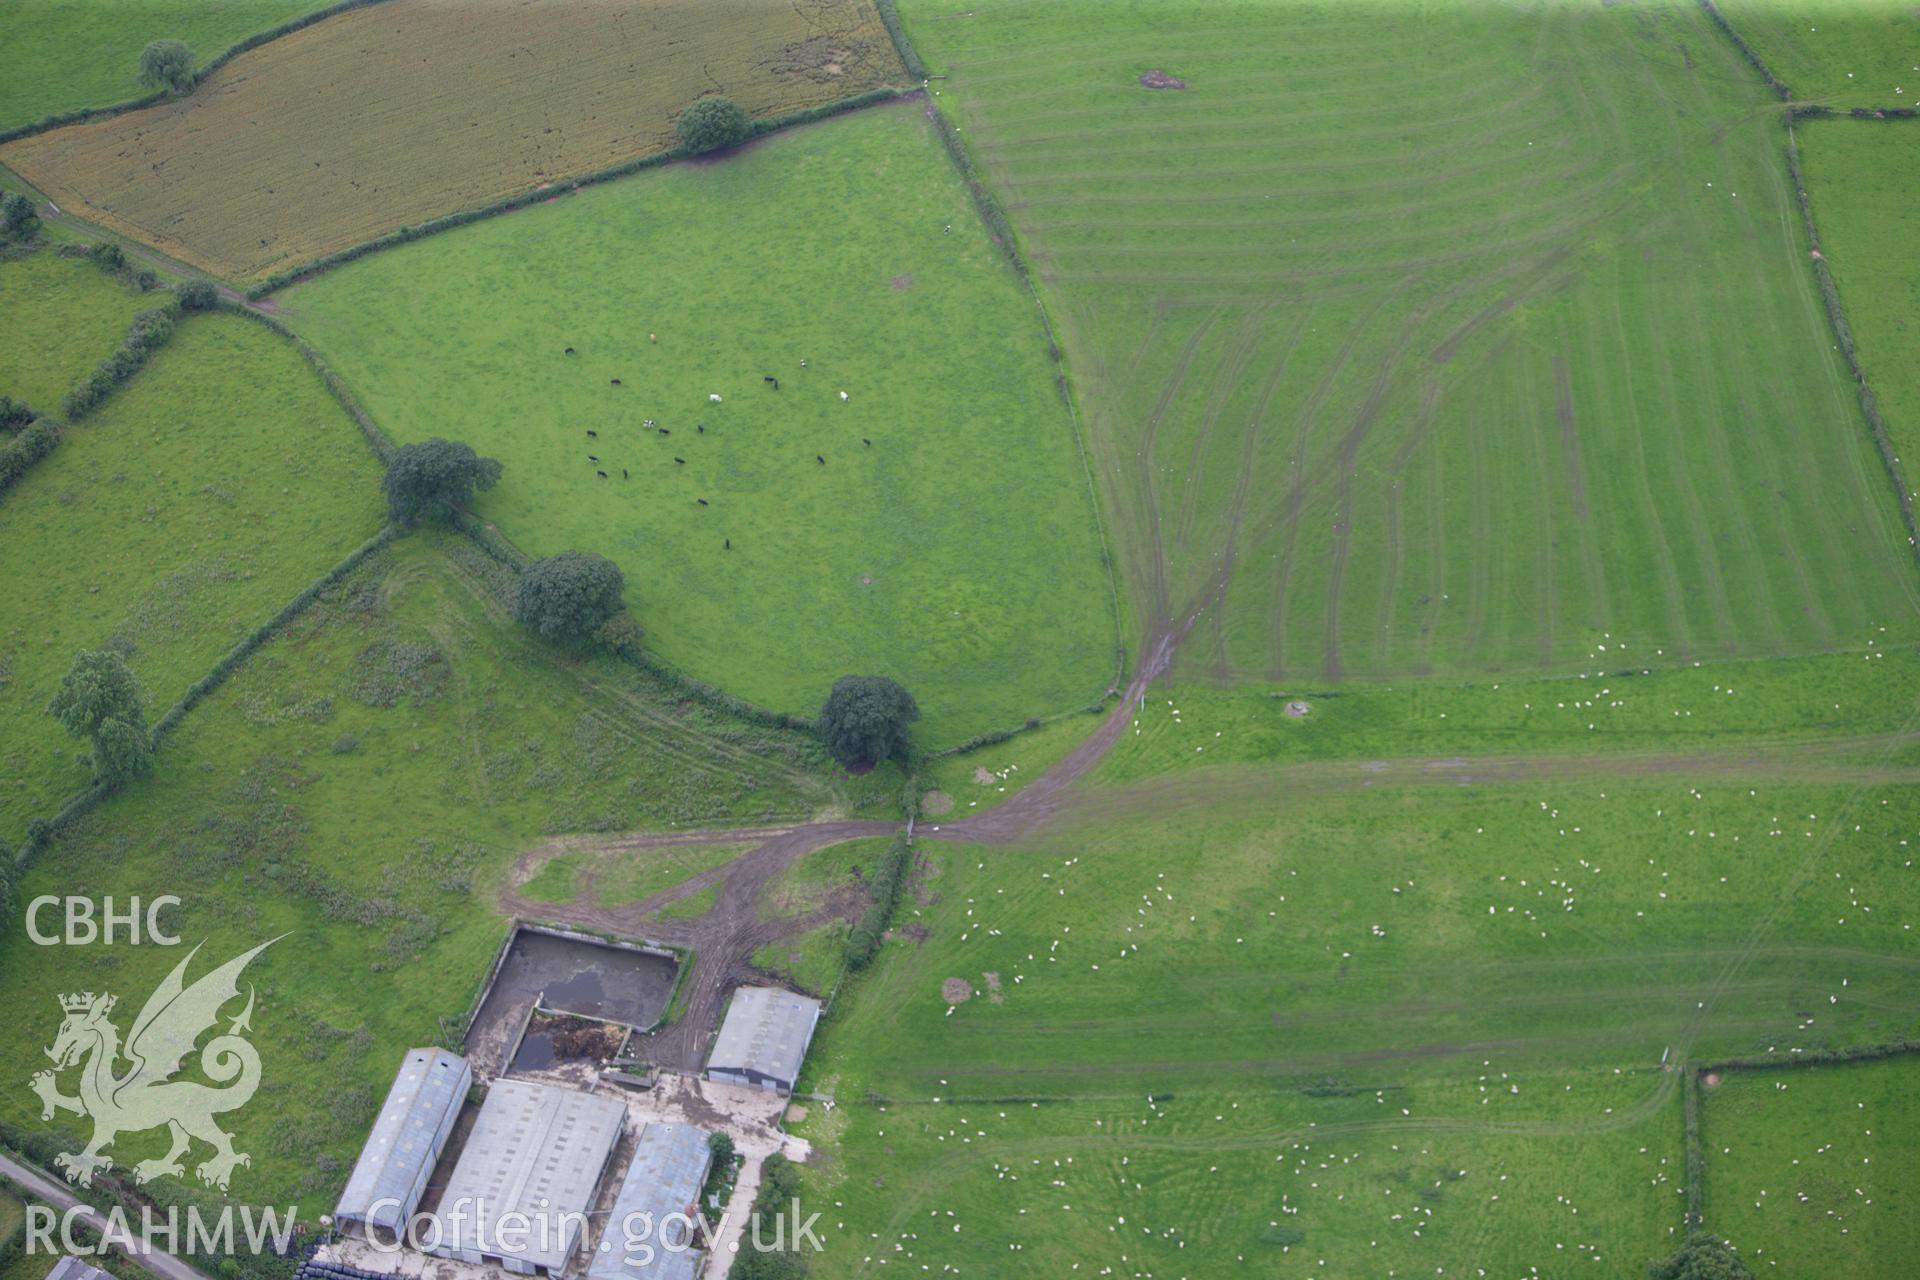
[334,1047,471,1241]
[429,1077,626,1275]
[586,1122,713,1280]
[704,986,821,1093]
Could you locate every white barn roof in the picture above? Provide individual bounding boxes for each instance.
[336,1048,471,1236]
[586,1123,712,1280]
[433,1078,627,1274]
[705,986,822,1092]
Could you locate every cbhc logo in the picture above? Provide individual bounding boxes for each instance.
[25,896,182,946]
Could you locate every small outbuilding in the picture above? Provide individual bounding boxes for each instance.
[430,1078,627,1275]
[704,986,822,1093]
[334,1048,471,1242]
[586,1123,713,1280]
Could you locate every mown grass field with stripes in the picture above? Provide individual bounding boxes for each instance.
[283,104,1119,746]
[899,0,1920,686]
[0,261,383,844]
[0,0,908,282]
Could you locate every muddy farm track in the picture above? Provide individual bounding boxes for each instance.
[494,595,1915,1075]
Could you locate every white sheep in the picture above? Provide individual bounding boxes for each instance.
[709,394,722,403]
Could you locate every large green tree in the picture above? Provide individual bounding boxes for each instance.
[513,552,627,647]
[1,192,39,242]
[815,675,919,767]
[139,39,196,92]
[676,95,750,154]
[1648,1233,1753,1280]
[47,649,153,785]
[381,437,503,523]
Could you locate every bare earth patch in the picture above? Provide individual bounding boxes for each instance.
[1285,699,1311,718]
[983,971,1004,1004]
[1139,69,1186,89]
[1703,1072,1723,1088]
[921,790,955,815]
[787,1103,810,1122]
[890,272,915,291]
[972,766,997,785]
[942,977,973,1004]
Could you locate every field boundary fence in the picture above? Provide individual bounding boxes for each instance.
[1694,0,1920,577]
[1684,1039,1920,1235]
[1781,127,1920,571]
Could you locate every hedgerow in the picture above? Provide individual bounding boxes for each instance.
[0,418,60,497]
[60,301,180,420]
[844,831,914,970]
[874,0,930,81]
[248,87,911,298]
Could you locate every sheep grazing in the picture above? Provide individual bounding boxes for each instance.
[658,427,670,436]
[596,470,608,478]
[863,438,871,446]
[724,537,731,549]
[611,378,622,386]
[763,376,779,390]
[839,390,849,401]
[622,468,629,479]
[697,498,709,506]
[696,424,705,433]
[565,347,576,355]
[674,457,685,465]
[586,429,597,438]
[816,454,826,464]
[588,454,599,462]
[649,333,657,344]
[709,393,722,403]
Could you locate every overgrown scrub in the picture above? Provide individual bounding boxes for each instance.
[61,302,181,420]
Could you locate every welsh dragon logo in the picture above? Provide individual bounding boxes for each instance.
[30,938,279,1191]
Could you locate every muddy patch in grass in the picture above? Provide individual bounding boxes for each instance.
[890,272,915,291]
[942,977,973,1004]
[1139,69,1186,89]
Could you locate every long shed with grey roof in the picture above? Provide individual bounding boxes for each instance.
[585,1123,712,1280]
[704,986,822,1093]
[429,1077,627,1275]
[335,1048,471,1241]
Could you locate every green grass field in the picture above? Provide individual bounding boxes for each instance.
[1716,0,1920,105]
[0,530,845,1205]
[0,303,383,843]
[795,744,1920,1274]
[1701,1055,1920,1274]
[899,0,1920,684]
[283,104,1117,746]
[1093,644,1920,785]
[0,0,331,132]
[0,249,153,409]
[1798,118,1920,497]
